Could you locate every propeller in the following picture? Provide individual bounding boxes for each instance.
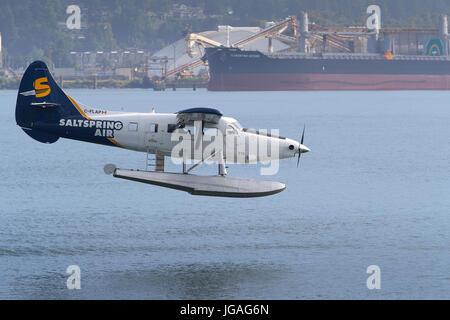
[297,124,306,168]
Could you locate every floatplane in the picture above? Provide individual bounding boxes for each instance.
[15,61,310,197]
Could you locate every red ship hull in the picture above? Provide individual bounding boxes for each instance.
[208,73,450,91]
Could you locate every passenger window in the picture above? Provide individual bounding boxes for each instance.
[168,123,187,133]
[128,122,138,131]
[149,123,158,133]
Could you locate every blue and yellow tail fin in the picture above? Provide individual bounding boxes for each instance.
[15,61,84,143]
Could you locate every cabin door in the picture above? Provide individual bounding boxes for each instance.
[144,123,159,152]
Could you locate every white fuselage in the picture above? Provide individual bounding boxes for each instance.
[77,109,307,164]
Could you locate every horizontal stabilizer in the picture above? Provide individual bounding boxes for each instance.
[112,169,285,198]
[30,102,60,108]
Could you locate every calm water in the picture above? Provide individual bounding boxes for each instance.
[0,88,449,299]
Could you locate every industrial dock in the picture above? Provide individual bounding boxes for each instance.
[2,10,450,91]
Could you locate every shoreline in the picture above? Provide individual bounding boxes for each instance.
[0,77,208,90]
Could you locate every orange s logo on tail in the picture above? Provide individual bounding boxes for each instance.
[33,77,51,98]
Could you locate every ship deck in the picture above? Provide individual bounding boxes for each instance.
[267,52,450,61]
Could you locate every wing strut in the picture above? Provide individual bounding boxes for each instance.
[180,150,227,176]
[186,152,216,173]
[218,151,227,176]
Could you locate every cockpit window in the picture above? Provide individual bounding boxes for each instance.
[226,125,238,135]
[204,127,218,136]
[231,121,243,130]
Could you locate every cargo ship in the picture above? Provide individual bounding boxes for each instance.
[205,47,450,91]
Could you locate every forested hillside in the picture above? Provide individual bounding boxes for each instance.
[1,0,449,67]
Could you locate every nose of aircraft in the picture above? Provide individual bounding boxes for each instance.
[299,144,310,153]
[287,141,310,155]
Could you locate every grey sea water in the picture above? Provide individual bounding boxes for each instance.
[0,88,449,299]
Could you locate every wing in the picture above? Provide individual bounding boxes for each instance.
[176,107,223,126]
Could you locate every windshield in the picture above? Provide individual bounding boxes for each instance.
[231,121,243,130]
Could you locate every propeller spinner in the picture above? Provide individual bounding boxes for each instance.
[297,125,310,167]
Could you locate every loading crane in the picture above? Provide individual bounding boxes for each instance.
[165,17,300,78]
[164,59,205,78]
[308,33,353,53]
[232,16,298,49]
[186,33,223,57]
